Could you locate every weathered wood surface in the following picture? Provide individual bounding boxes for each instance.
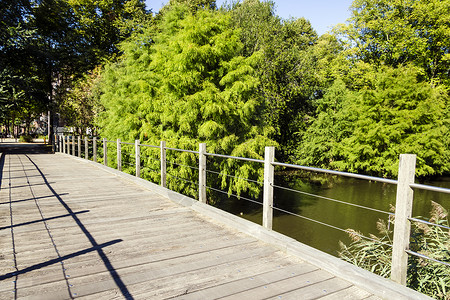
[1,147,381,299]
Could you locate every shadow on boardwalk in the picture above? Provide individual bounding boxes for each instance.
[0,141,52,155]
[1,143,132,299]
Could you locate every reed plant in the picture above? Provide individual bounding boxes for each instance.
[339,201,450,299]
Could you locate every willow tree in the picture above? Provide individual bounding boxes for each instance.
[97,4,276,198]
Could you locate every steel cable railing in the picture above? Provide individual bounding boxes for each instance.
[271,183,393,216]
[56,135,449,281]
[205,186,263,206]
[270,204,393,247]
[272,162,398,185]
[206,169,263,185]
[405,250,450,267]
[166,173,199,186]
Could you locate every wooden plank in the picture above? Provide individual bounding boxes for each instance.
[265,277,352,299]
[16,243,277,299]
[319,286,378,300]
[217,270,335,300]
[3,236,255,292]
[170,263,319,300]
[130,256,308,299]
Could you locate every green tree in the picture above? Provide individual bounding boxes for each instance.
[0,0,50,131]
[97,4,276,197]
[27,0,150,127]
[300,65,450,178]
[342,0,450,85]
[296,79,355,168]
[61,67,103,134]
[230,0,320,159]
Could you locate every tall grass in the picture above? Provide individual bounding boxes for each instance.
[339,201,450,299]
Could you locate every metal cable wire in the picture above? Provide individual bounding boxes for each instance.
[141,166,159,172]
[166,173,199,186]
[206,186,263,206]
[205,152,263,163]
[122,162,135,167]
[272,161,398,185]
[271,205,393,247]
[405,250,450,267]
[141,144,160,149]
[140,155,160,162]
[206,169,263,185]
[166,160,199,170]
[272,183,393,216]
[165,147,199,154]
[409,217,450,231]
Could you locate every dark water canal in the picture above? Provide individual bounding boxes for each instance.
[214,172,450,257]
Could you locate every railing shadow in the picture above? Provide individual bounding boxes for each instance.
[23,154,134,299]
[0,240,122,281]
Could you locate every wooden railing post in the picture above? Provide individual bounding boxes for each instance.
[391,154,416,285]
[93,137,97,162]
[135,140,140,178]
[84,137,88,159]
[117,138,122,171]
[199,143,207,204]
[263,146,275,230]
[103,138,107,166]
[62,136,65,153]
[71,136,74,155]
[77,136,81,158]
[59,135,62,152]
[160,141,166,187]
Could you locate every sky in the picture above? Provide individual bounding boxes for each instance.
[144,0,354,36]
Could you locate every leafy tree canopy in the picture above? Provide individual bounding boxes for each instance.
[299,65,450,178]
[97,3,276,196]
[229,0,324,159]
[341,0,450,84]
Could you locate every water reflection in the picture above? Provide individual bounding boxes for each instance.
[213,172,450,257]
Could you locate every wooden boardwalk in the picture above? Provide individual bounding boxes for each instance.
[0,144,427,299]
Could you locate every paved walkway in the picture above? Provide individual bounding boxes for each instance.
[0,144,405,299]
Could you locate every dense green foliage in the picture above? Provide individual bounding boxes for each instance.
[339,202,450,299]
[297,0,450,178]
[229,0,322,158]
[97,3,276,197]
[1,0,149,134]
[343,0,450,84]
[3,0,449,179]
[299,65,450,177]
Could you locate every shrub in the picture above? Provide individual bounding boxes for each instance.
[19,135,33,143]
